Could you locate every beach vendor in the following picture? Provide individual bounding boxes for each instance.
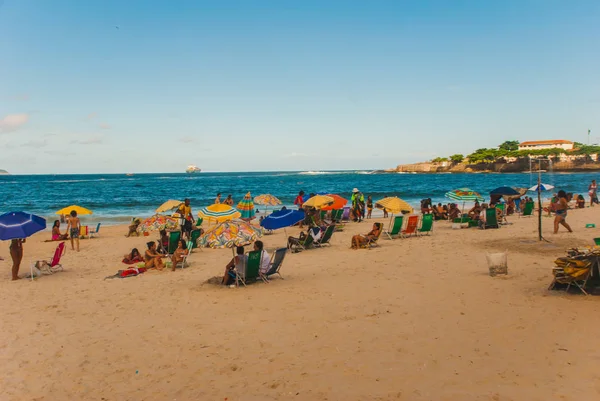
[177,199,193,240]
[351,188,365,222]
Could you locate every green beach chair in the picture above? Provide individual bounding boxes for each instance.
[418,214,434,236]
[290,231,315,252]
[195,217,203,227]
[384,215,404,239]
[236,250,261,287]
[520,202,534,217]
[174,241,194,269]
[484,208,499,229]
[315,225,335,247]
[190,229,202,249]
[168,231,181,254]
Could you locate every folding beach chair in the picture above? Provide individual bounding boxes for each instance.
[384,215,404,239]
[174,241,194,269]
[190,229,202,249]
[260,248,287,282]
[315,225,335,247]
[236,250,261,287]
[331,209,343,223]
[31,242,66,279]
[520,202,534,217]
[417,213,434,236]
[401,215,419,238]
[289,229,317,252]
[549,258,592,295]
[89,223,101,238]
[168,231,181,254]
[496,204,508,224]
[484,208,499,229]
[364,223,383,248]
[341,207,351,222]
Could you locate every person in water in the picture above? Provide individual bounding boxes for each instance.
[66,210,81,252]
[554,190,573,234]
[9,238,25,280]
[51,220,68,241]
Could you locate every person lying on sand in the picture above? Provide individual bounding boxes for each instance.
[351,223,382,249]
[171,240,189,271]
[222,246,246,285]
[123,248,143,264]
[144,242,164,270]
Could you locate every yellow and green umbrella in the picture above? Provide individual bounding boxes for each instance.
[302,195,334,210]
[198,204,241,224]
[237,192,255,221]
[375,197,413,214]
[55,205,93,216]
[156,199,183,214]
[199,220,263,249]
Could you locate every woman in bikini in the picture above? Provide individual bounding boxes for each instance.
[123,248,143,264]
[51,220,68,241]
[144,242,164,270]
[171,240,189,271]
[351,223,382,249]
[9,238,25,280]
[554,190,573,234]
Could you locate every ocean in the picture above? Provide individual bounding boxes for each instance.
[1,171,596,225]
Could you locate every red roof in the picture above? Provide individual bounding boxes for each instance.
[519,140,574,146]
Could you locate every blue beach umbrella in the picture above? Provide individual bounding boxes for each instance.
[0,211,47,240]
[490,186,520,196]
[260,209,305,230]
[528,183,555,192]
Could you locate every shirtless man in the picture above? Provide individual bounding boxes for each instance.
[144,242,164,270]
[66,210,81,252]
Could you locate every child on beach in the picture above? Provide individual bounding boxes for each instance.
[66,210,81,252]
[171,240,189,271]
[144,242,164,270]
[366,196,373,219]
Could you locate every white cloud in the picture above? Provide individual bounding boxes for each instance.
[0,113,29,133]
[71,136,103,145]
[99,123,111,130]
[22,139,47,148]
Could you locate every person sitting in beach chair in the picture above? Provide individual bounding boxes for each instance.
[288,227,321,249]
[448,203,461,220]
[157,229,169,254]
[144,242,164,270]
[171,239,190,271]
[126,218,141,237]
[351,223,382,249]
[468,201,482,221]
[477,204,489,228]
[122,248,143,264]
[222,246,247,285]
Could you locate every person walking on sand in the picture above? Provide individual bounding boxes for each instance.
[9,238,25,280]
[589,180,598,207]
[366,195,373,219]
[351,188,365,222]
[66,210,81,252]
[554,190,573,234]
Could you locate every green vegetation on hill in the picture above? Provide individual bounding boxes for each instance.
[432,141,600,164]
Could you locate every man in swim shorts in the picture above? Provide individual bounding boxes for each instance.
[66,210,81,252]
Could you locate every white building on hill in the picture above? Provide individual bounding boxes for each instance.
[518,140,574,151]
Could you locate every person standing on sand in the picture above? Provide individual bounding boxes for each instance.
[554,190,573,234]
[9,238,25,280]
[66,210,81,252]
[351,188,365,222]
[294,191,305,228]
[588,180,598,207]
[366,195,373,219]
[177,198,193,240]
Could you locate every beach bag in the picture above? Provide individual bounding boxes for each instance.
[486,251,508,276]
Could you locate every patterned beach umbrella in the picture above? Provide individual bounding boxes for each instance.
[445,188,485,202]
[254,194,282,207]
[137,214,179,233]
[375,197,413,214]
[155,199,183,214]
[198,204,241,224]
[237,192,255,221]
[199,220,263,249]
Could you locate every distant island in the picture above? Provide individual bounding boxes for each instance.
[0,169,9,175]
[388,140,600,173]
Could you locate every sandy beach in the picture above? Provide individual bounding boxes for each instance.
[1,208,600,400]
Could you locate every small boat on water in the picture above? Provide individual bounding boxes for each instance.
[186,165,201,174]
[125,173,134,176]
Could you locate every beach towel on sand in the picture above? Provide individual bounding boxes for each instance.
[104,267,147,280]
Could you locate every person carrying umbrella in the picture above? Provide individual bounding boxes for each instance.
[351,188,365,222]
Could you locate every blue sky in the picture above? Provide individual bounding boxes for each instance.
[1,0,599,174]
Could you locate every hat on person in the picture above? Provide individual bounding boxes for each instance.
[352,188,359,193]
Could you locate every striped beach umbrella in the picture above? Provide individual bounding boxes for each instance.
[445,188,485,202]
[199,220,263,249]
[528,183,554,192]
[237,192,255,221]
[198,204,241,224]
